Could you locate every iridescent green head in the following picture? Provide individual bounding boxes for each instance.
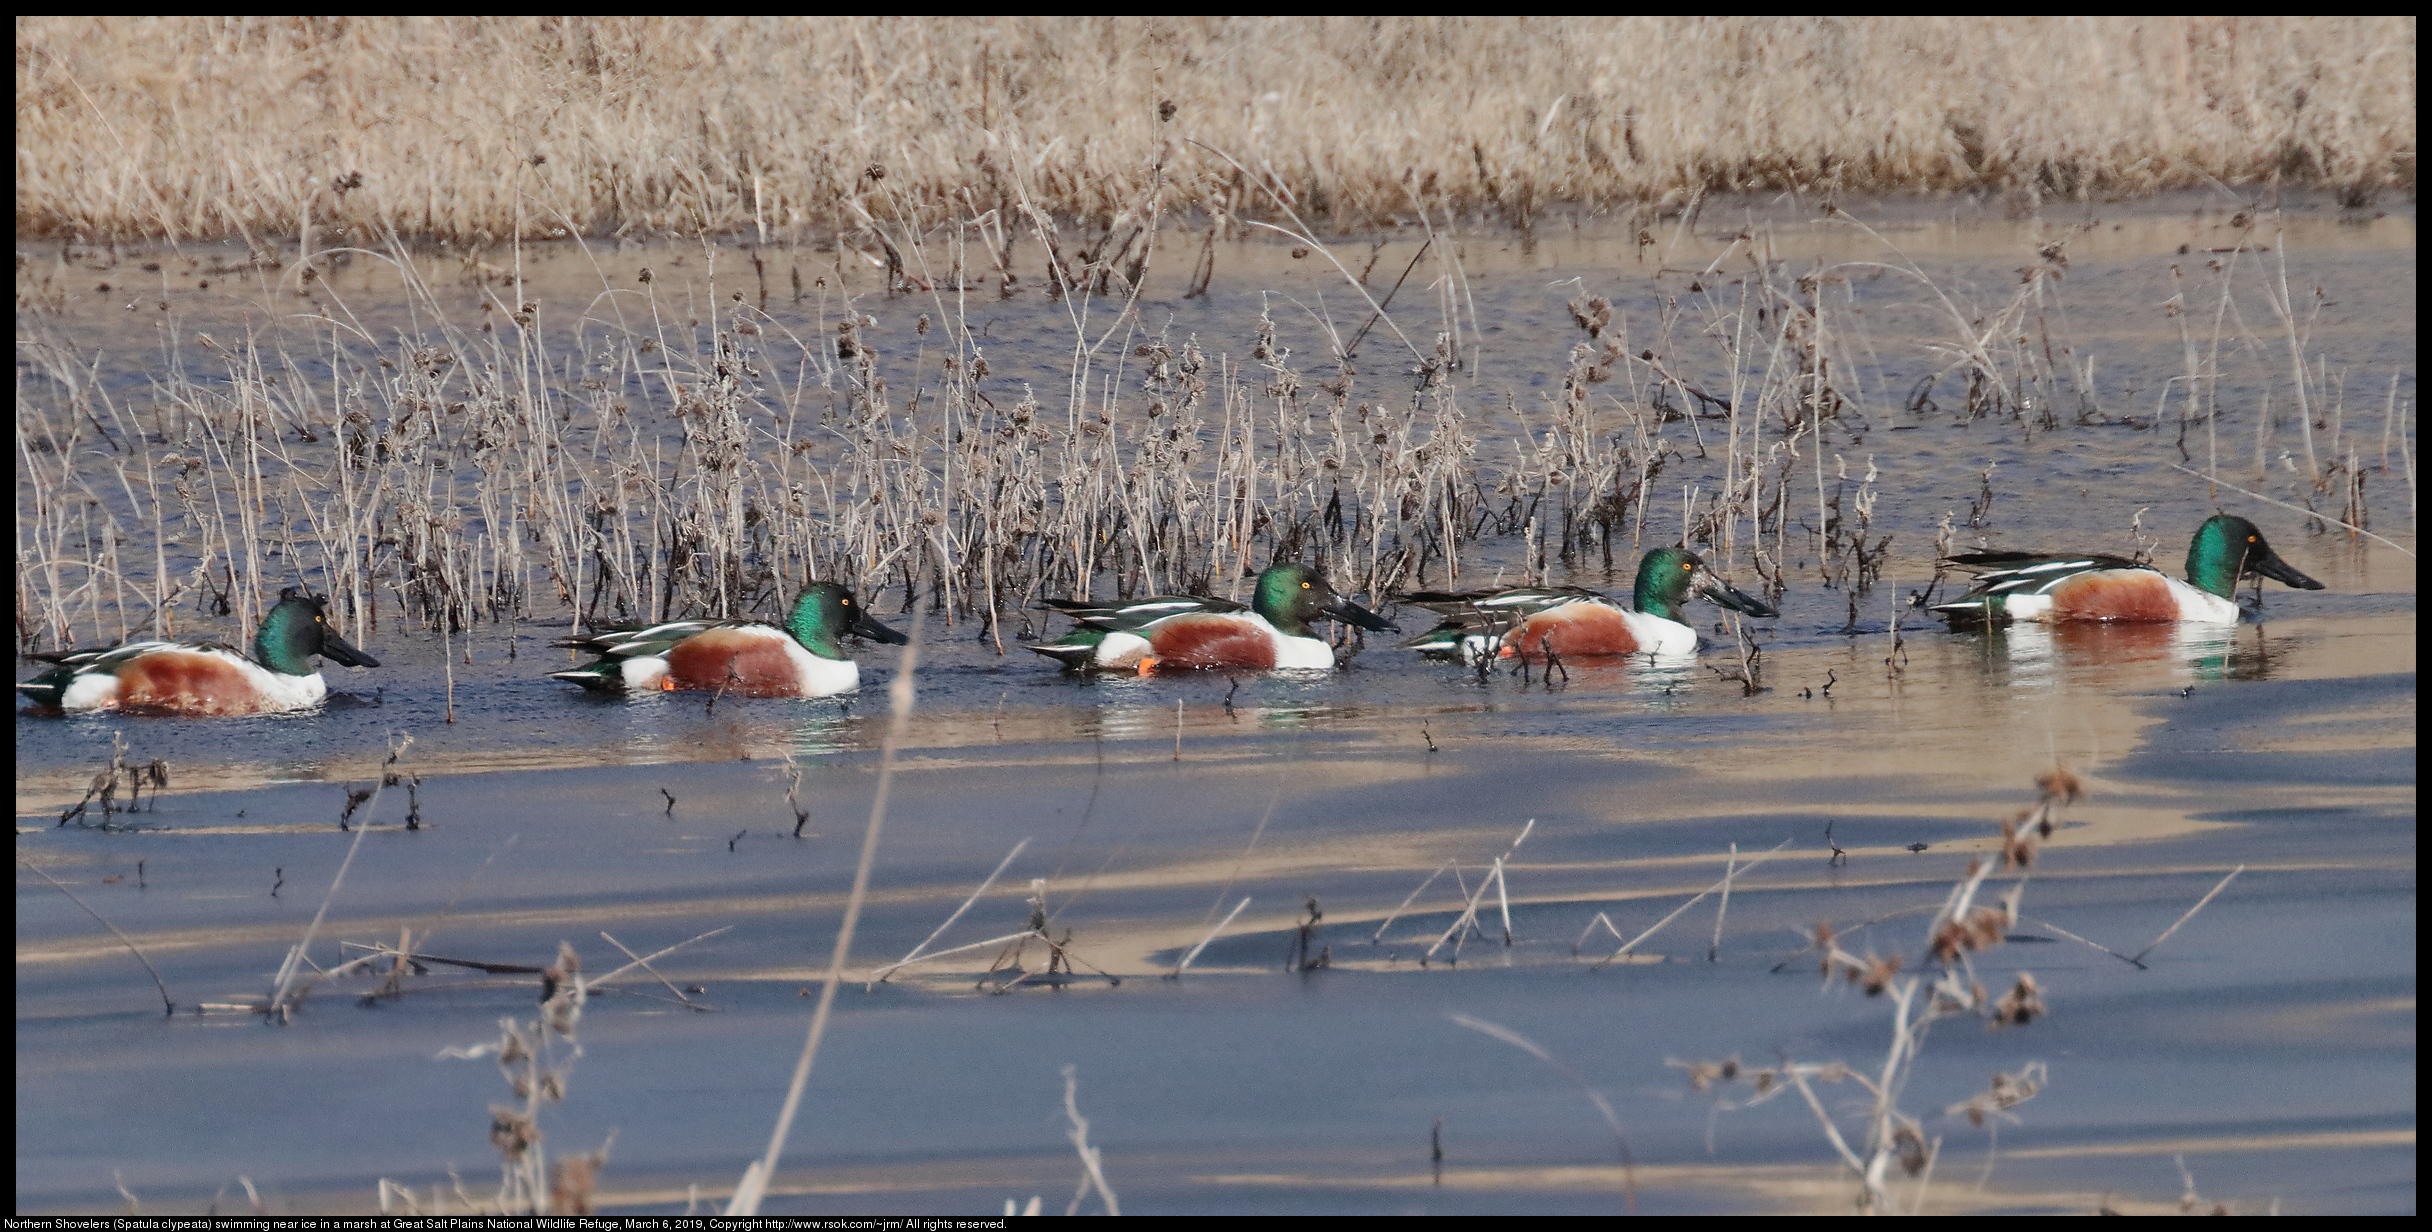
[2185,515,2323,598]
[1252,564,1398,638]
[257,589,379,676]
[1632,548,1777,624]
[786,583,908,659]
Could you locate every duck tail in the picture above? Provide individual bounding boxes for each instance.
[17,674,70,707]
[548,659,629,691]
[1023,641,1100,670]
[1399,622,1478,656]
[1927,598,2000,628]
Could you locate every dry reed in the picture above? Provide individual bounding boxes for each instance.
[1670,770,2102,1213]
[18,18,2414,244]
[13,174,2404,664]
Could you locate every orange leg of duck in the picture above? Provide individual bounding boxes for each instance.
[663,629,807,695]
[1502,605,1643,660]
[2045,571,2181,623]
[1144,614,1278,670]
[113,651,272,715]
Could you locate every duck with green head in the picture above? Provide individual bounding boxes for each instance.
[1027,563,1397,672]
[18,588,380,715]
[1400,547,1777,663]
[1931,513,2323,627]
[551,582,906,696]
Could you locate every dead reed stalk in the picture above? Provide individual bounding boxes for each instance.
[1669,770,2101,1212]
[14,188,2398,670]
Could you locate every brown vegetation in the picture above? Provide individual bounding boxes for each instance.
[17,17,2416,243]
[18,192,2404,663]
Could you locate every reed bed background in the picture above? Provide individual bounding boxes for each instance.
[15,192,2411,659]
[17,17,2416,244]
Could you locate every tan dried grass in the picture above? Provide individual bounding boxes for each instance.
[16,17,2416,243]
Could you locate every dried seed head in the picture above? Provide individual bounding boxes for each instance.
[550,1151,604,1215]
[1932,920,1965,964]
[1894,1124,1930,1175]
[1859,951,1903,995]
[1994,973,2045,1028]
[2002,832,2038,870]
[1968,907,2008,951]
[1950,1061,2047,1126]
[541,942,586,1034]
[490,1106,541,1160]
[2037,765,2085,805]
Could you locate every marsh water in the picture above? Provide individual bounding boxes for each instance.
[17,193,2416,1214]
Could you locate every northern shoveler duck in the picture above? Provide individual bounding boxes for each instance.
[18,588,379,715]
[1931,514,2324,627]
[1026,563,1397,672]
[550,582,907,696]
[1399,547,1778,662]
